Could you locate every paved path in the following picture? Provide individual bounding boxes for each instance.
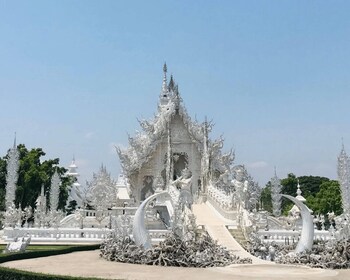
[192,202,266,264]
[1,250,346,280]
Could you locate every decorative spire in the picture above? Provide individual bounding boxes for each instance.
[295,178,306,202]
[13,132,17,149]
[5,138,20,210]
[50,170,61,211]
[67,156,79,177]
[168,74,175,92]
[296,179,302,196]
[338,140,350,214]
[270,168,282,216]
[161,62,168,96]
[159,63,171,106]
[340,137,346,154]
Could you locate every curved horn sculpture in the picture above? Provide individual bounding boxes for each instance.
[281,194,314,253]
[132,191,170,249]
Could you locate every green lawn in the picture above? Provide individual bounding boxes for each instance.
[0,244,105,279]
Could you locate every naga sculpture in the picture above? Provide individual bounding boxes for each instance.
[132,191,170,249]
[281,194,314,253]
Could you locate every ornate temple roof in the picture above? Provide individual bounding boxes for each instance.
[117,64,234,177]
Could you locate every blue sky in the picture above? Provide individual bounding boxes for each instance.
[1,1,350,186]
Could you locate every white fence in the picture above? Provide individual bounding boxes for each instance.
[3,227,109,243]
[257,229,332,245]
[3,227,171,243]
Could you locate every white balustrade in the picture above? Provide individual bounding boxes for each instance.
[257,229,332,245]
[3,226,170,243]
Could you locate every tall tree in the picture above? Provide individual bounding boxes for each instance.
[308,181,343,215]
[0,158,7,211]
[261,173,332,215]
[0,144,71,211]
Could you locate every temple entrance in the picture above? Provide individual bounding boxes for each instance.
[173,152,188,180]
[141,176,154,201]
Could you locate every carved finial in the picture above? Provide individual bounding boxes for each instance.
[274,166,277,177]
[297,179,302,196]
[161,63,168,97]
[168,74,175,92]
[13,132,17,149]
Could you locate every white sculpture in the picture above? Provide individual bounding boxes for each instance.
[4,138,20,227]
[86,165,118,209]
[34,185,48,227]
[337,143,350,214]
[5,235,31,253]
[169,167,193,207]
[270,169,282,217]
[232,165,249,210]
[132,191,170,249]
[282,194,314,253]
[50,170,60,212]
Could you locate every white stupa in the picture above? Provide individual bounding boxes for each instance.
[289,179,313,215]
[67,157,84,207]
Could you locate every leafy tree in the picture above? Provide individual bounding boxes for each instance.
[66,200,77,215]
[260,182,272,213]
[308,181,343,215]
[260,173,333,216]
[0,144,72,212]
[0,157,7,211]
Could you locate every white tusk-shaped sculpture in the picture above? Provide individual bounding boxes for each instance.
[132,191,170,249]
[281,194,314,253]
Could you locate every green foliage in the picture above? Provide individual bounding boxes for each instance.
[66,200,77,215]
[0,144,72,212]
[308,180,343,215]
[260,182,272,213]
[0,158,7,211]
[260,173,335,216]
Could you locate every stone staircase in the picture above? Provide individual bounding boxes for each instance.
[192,201,267,264]
[227,226,248,248]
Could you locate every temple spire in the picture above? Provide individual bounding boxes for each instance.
[13,132,17,149]
[161,62,168,96]
[168,74,175,92]
[159,63,171,106]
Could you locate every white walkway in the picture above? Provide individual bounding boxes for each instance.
[192,202,266,264]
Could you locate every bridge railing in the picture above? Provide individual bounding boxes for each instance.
[257,229,332,244]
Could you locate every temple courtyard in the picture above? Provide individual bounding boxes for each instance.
[1,249,349,280]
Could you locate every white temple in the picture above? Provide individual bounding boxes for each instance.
[3,64,340,253]
[117,63,236,206]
